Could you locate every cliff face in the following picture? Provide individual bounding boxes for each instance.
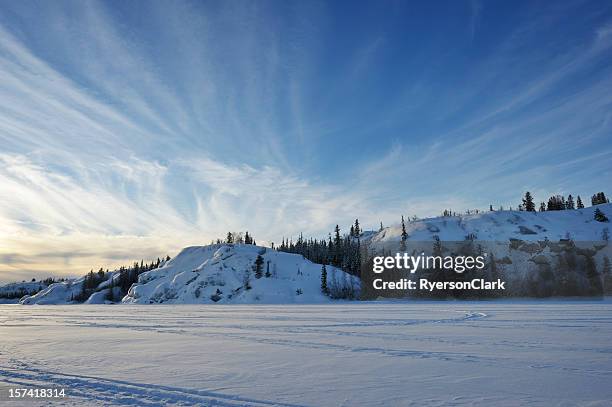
[361,204,612,297]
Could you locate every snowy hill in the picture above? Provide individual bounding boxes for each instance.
[0,281,49,304]
[362,204,612,297]
[19,271,123,305]
[123,244,357,304]
[367,204,612,247]
[14,205,612,303]
[19,244,357,305]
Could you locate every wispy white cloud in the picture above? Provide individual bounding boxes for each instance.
[1,1,612,282]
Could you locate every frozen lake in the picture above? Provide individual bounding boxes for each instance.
[1,302,611,406]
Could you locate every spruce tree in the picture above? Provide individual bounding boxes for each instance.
[254,255,264,278]
[577,195,584,209]
[592,192,608,205]
[226,232,234,244]
[566,195,575,210]
[354,219,360,236]
[432,235,442,256]
[321,264,328,294]
[400,216,408,252]
[594,208,609,223]
[333,226,341,267]
[522,192,536,212]
[539,202,546,212]
[107,279,115,302]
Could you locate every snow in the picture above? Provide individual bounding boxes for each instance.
[124,244,357,304]
[20,278,85,305]
[367,203,612,245]
[1,302,611,406]
[16,244,357,305]
[0,281,49,304]
[11,206,612,304]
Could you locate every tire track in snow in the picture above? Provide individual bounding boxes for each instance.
[0,365,306,407]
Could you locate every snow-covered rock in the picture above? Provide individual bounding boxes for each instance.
[123,244,357,304]
[0,281,49,303]
[361,204,612,297]
[366,204,612,247]
[16,204,612,303]
[20,278,85,305]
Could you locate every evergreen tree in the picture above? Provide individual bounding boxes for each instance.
[354,219,360,236]
[539,202,546,212]
[333,225,342,267]
[226,232,234,244]
[254,255,264,278]
[547,195,565,211]
[106,278,115,302]
[432,235,442,256]
[522,192,536,212]
[321,264,328,294]
[592,192,608,205]
[566,194,575,210]
[489,205,493,211]
[576,195,584,208]
[400,216,408,252]
[594,208,609,222]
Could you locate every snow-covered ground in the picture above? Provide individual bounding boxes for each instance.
[1,302,611,406]
[124,245,357,304]
[367,203,612,245]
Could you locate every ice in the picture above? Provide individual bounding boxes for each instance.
[1,302,611,406]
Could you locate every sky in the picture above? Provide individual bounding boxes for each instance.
[1,0,612,282]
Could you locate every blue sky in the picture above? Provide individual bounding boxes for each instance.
[1,0,612,280]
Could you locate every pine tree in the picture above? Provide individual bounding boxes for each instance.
[594,208,609,222]
[400,216,408,252]
[379,222,384,232]
[354,219,360,236]
[547,195,565,211]
[432,235,442,256]
[226,232,234,244]
[333,225,341,267]
[522,192,536,212]
[539,202,546,212]
[566,194,575,210]
[321,264,328,294]
[577,195,584,209]
[254,255,264,278]
[107,278,115,302]
[592,192,608,206]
